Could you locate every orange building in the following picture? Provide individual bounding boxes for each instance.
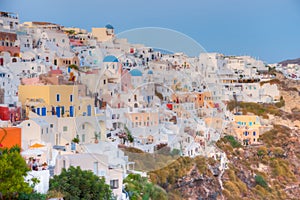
[171,91,214,109]
[0,31,20,57]
[0,127,22,149]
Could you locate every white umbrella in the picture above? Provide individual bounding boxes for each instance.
[21,149,44,156]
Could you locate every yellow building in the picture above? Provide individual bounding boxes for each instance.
[125,112,159,128]
[232,115,261,145]
[92,24,114,42]
[18,85,94,118]
[233,115,260,127]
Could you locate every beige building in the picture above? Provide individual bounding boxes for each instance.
[230,115,261,145]
[92,24,114,42]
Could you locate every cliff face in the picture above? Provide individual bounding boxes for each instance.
[217,124,300,199]
[217,72,300,200]
[148,156,223,200]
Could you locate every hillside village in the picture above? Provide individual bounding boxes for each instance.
[0,11,298,199]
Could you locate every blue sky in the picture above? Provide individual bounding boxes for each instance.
[1,0,300,63]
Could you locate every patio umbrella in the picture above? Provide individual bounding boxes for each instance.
[21,149,44,156]
[29,143,45,149]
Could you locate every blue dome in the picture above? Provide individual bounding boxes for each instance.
[103,55,118,62]
[105,24,114,29]
[130,69,143,76]
[147,70,153,75]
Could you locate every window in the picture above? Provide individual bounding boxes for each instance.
[46,128,48,134]
[50,124,54,128]
[110,180,119,189]
[27,123,30,127]
[82,124,85,130]
[253,131,256,136]
[41,129,44,134]
[99,170,106,177]
[63,126,68,132]
[93,162,98,175]
[63,160,66,169]
[62,39,65,43]
[56,94,60,102]
[82,134,85,142]
[103,80,106,84]
[135,117,138,120]
[70,95,73,102]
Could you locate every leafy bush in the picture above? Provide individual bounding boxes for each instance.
[49,166,112,200]
[124,174,167,200]
[224,135,242,148]
[255,175,268,188]
[18,192,47,200]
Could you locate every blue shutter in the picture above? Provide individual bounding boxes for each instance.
[36,108,40,115]
[56,106,60,118]
[70,106,74,117]
[41,107,46,116]
[87,105,91,116]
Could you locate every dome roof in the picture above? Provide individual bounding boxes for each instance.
[147,70,153,75]
[105,24,114,29]
[130,69,143,76]
[103,55,118,62]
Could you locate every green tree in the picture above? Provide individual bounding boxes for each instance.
[124,126,134,143]
[124,174,167,200]
[0,147,33,199]
[49,166,112,200]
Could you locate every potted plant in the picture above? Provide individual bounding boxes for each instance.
[72,137,80,144]
[93,132,100,144]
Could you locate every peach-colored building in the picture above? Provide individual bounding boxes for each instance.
[125,112,159,129]
[231,115,261,145]
[53,55,79,68]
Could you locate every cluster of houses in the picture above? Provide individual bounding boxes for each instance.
[0,11,281,199]
[271,63,300,80]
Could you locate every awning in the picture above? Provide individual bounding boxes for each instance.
[29,143,45,149]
